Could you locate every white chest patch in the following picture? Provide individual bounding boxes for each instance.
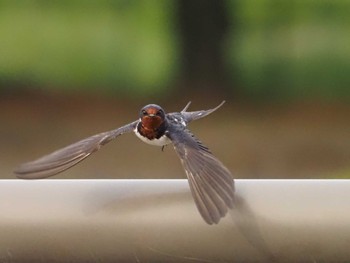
[134,127,172,147]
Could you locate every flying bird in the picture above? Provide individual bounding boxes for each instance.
[15,101,235,224]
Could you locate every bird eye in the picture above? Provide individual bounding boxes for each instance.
[142,110,147,115]
[156,109,163,115]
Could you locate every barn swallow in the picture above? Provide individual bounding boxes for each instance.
[15,101,234,225]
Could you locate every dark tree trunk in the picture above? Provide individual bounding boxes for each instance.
[176,0,231,96]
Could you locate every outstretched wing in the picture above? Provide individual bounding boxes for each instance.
[168,127,234,225]
[14,121,137,179]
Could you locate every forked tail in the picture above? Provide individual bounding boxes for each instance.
[181,101,226,124]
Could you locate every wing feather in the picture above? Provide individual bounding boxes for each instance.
[186,170,220,223]
[169,128,234,225]
[14,121,137,179]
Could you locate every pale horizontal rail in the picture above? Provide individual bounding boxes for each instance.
[0,179,349,262]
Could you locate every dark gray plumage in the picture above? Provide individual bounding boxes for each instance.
[15,101,234,224]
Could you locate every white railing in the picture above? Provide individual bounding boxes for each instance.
[1,179,349,262]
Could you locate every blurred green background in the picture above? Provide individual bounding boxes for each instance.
[1,0,349,179]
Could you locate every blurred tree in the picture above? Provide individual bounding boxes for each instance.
[176,0,231,95]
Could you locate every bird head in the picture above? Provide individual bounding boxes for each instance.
[139,104,166,131]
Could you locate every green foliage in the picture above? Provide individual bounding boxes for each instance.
[0,1,178,94]
[228,0,350,100]
[0,0,349,100]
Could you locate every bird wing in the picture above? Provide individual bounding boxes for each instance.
[14,121,138,179]
[168,127,234,225]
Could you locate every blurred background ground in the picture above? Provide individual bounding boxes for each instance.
[1,0,349,179]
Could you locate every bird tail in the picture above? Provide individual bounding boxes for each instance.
[181,101,226,124]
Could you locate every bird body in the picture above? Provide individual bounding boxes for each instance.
[134,127,171,146]
[15,101,234,225]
